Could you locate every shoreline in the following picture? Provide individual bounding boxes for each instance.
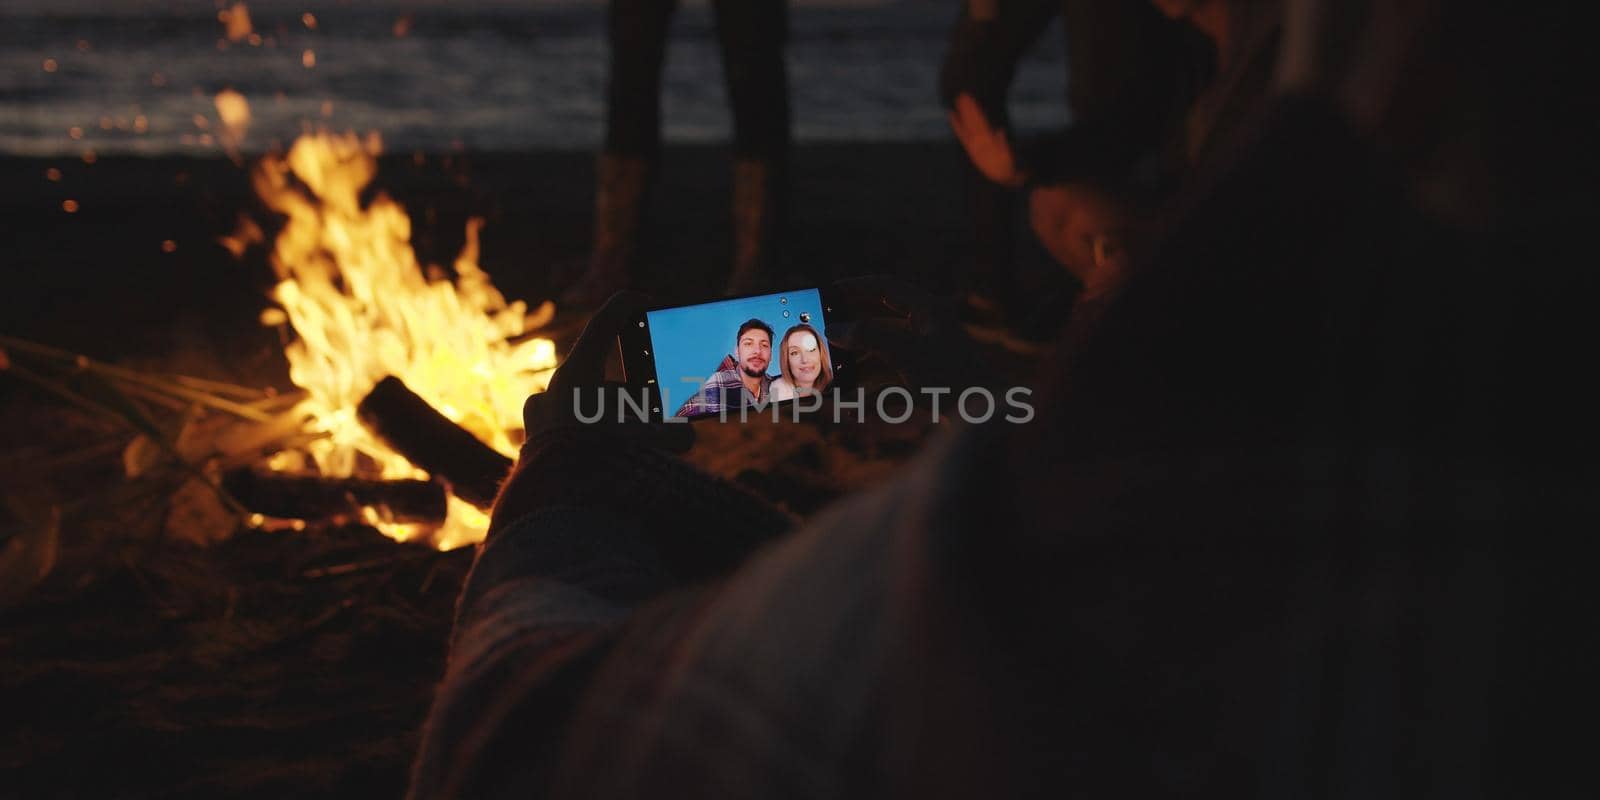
[2,141,1068,370]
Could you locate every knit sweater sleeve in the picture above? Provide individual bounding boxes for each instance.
[411,427,796,799]
[488,426,794,583]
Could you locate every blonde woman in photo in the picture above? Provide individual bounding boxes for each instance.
[768,324,832,403]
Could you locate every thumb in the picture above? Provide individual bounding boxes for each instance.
[554,289,653,390]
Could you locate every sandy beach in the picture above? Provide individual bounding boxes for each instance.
[1,141,1056,797]
[5,0,1592,793]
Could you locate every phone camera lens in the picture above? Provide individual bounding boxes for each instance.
[779,297,788,305]
[799,312,811,324]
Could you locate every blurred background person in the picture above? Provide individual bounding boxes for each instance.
[940,0,1199,329]
[942,1,1282,331]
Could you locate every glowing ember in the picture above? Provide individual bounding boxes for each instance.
[252,131,557,549]
[215,90,249,129]
[214,89,251,156]
[219,3,253,43]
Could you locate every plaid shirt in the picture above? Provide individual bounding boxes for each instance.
[673,354,772,418]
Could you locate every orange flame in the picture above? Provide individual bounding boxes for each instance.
[252,131,557,549]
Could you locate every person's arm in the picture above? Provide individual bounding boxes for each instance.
[939,0,1059,122]
[488,424,791,584]
[414,420,793,799]
[412,295,792,797]
[673,388,710,419]
[673,368,733,419]
[939,0,1061,187]
[486,298,790,591]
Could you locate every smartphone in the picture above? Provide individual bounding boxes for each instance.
[618,287,850,421]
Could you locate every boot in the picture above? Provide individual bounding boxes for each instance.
[563,153,652,308]
[724,156,785,296]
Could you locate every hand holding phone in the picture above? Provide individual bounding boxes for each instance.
[618,288,852,422]
[522,291,694,451]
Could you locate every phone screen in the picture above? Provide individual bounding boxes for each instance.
[642,288,836,419]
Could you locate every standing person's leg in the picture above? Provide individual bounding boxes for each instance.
[712,0,790,295]
[567,0,678,307]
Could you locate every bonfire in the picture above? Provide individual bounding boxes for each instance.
[4,129,559,554]
[246,130,557,549]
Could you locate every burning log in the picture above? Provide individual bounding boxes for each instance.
[356,376,512,508]
[242,133,556,547]
[222,469,447,524]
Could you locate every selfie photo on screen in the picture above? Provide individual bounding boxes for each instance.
[643,289,829,419]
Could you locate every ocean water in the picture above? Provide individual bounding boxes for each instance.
[1,0,1070,156]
